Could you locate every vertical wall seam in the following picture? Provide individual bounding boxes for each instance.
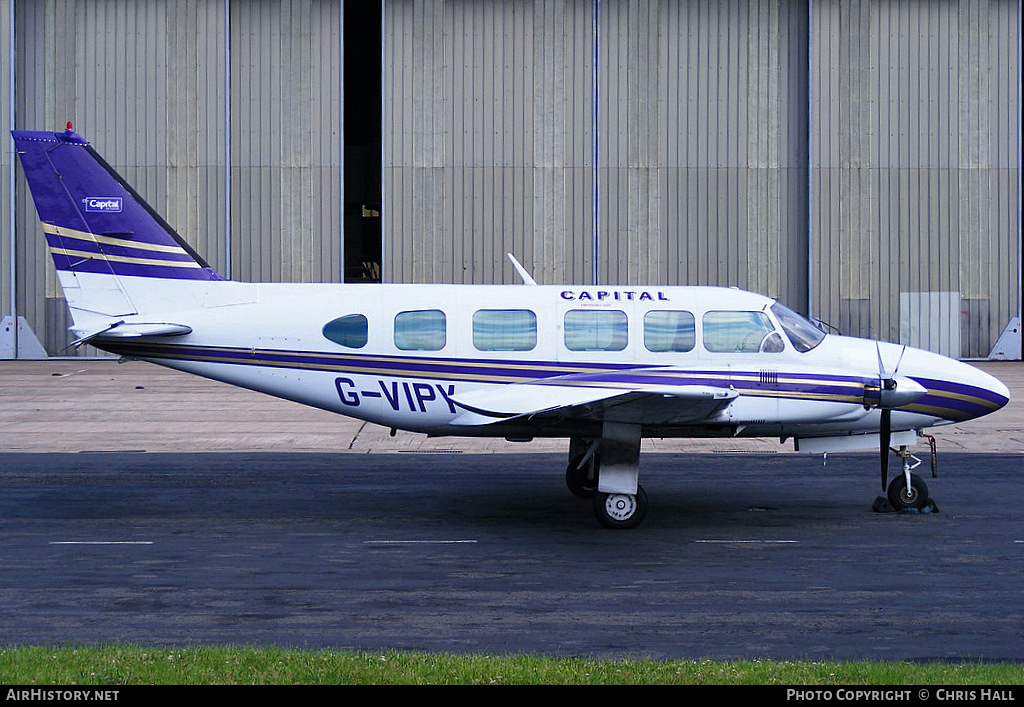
[592,0,599,286]
[378,0,384,283]
[8,0,16,326]
[806,0,813,319]
[224,0,231,279]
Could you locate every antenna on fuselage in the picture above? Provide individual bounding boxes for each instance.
[507,253,537,285]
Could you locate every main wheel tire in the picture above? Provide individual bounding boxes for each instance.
[887,474,929,511]
[565,454,599,499]
[593,485,648,529]
[566,465,596,498]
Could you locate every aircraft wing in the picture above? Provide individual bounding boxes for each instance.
[449,378,738,427]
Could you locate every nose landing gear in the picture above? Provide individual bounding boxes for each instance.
[879,444,936,513]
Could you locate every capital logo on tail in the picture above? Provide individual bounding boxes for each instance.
[83,197,123,213]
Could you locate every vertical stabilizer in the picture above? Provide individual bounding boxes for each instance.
[11,127,224,330]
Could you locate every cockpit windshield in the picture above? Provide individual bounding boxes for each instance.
[771,302,826,353]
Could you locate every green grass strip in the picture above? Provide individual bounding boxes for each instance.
[2,646,1023,685]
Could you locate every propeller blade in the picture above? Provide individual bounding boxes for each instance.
[876,342,906,381]
[880,408,891,491]
[892,345,907,376]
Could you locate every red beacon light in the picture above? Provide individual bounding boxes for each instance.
[61,122,86,144]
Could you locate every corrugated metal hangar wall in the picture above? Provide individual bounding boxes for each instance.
[1,0,1020,361]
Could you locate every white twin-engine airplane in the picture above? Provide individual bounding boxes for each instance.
[12,126,1011,528]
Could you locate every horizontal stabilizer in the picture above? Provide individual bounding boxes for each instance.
[450,382,737,427]
[72,321,192,348]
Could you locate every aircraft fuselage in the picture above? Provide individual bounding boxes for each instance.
[84,276,1007,446]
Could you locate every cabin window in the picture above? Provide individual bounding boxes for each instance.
[473,309,537,351]
[703,310,781,353]
[771,302,826,353]
[394,309,446,350]
[643,310,696,352]
[564,310,628,351]
[322,314,368,349]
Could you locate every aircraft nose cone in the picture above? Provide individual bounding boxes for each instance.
[894,349,1010,423]
[943,361,1011,421]
[980,367,1011,410]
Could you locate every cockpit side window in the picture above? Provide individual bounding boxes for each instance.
[761,331,785,353]
[771,302,826,353]
[702,311,780,353]
[322,314,368,349]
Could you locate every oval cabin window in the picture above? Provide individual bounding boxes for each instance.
[322,314,369,349]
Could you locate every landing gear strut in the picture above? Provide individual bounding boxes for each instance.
[565,437,598,499]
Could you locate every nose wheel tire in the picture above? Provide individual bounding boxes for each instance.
[886,474,929,511]
[593,485,648,529]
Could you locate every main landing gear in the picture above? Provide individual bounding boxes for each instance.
[593,487,649,530]
[567,425,648,529]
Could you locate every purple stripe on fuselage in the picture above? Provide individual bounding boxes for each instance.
[911,376,1009,410]
[89,342,1002,421]
[97,340,870,402]
[99,341,604,381]
[549,369,865,394]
